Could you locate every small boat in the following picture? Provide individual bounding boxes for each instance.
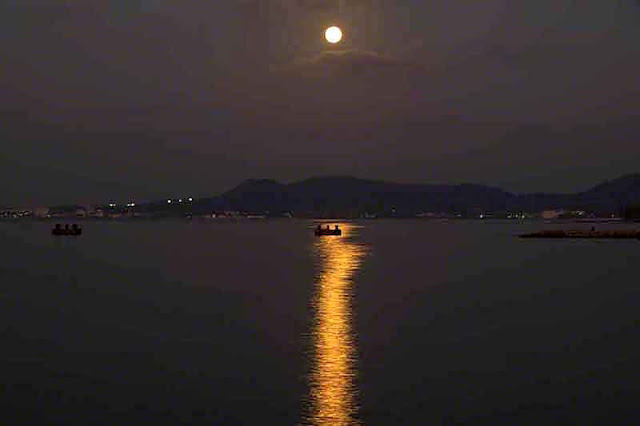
[52,224,83,236]
[315,225,342,236]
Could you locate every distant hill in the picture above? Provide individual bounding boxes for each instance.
[184,174,640,217]
[575,174,640,212]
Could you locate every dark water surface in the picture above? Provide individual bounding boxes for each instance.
[1,220,638,425]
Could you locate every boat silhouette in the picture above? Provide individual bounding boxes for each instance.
[52,224,83,236]
[315,225,342,236]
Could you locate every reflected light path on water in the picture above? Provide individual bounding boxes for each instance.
[307,223,367,426]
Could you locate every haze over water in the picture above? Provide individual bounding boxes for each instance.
[1,220,638,425]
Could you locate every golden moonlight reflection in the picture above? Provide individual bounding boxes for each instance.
[308,223,367,426]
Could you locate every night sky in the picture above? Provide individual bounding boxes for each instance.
[1,0,639,205]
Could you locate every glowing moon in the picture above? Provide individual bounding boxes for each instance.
[325,26,343,44]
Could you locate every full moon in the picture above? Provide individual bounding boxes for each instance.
[325,26,343,44]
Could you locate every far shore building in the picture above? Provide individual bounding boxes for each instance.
[1,208,31,218]
[88,208,105,218]
[33,207,50,218]
[542,210,564,220]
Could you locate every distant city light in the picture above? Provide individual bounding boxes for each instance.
[167,199,172,204]
[109,203,116,208]
[126,202,136,207]
[188,197,193,202]
[179,199,183,203]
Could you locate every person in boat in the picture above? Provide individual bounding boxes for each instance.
[54,224,62,231]
[64,224,70,232]
[334,225,339,231]
[71,224,80,233]
[326,225,330,230]
[317,224,322,232]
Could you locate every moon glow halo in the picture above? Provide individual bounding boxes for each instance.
[325,26,343,44]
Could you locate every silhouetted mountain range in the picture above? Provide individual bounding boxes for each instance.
[180,173,640,217]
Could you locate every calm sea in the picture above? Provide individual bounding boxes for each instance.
[1,220,638,425]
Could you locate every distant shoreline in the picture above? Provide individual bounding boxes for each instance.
[2,174,640,221]
[1,216,635,224]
